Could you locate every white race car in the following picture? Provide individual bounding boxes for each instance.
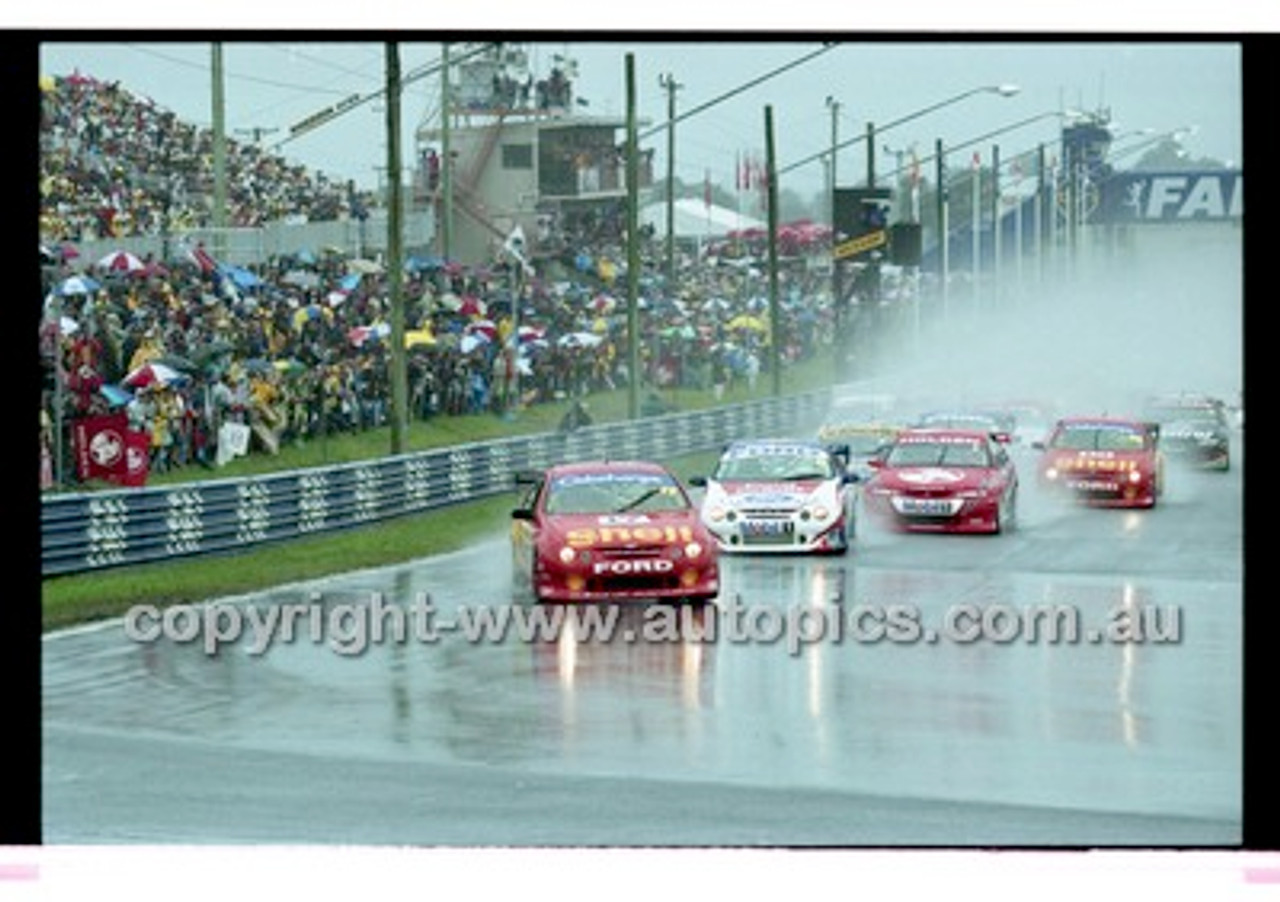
[690,439,858,554]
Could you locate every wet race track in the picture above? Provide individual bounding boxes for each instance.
[42,440,1243,846]
[43,250,1244,846]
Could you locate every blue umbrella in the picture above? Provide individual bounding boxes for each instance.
[217,264,262,290]
[100,384,133,407]
[405,255,445,273]
[339,272,362,292]
[57,275,100,296]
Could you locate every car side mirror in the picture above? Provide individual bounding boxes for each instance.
[687,475,707,488]
[511,508,536,521]
[842,471,861,484]
[992,431,1012,445]
[866,457,884,470]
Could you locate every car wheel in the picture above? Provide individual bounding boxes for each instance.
[993,488,1016,535]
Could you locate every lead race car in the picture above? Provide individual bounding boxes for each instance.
[1033,416,1164,508]
[861,428,1019,534]
[690,438,857,554]
[510,460,720,603]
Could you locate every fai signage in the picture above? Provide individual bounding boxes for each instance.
[1098,170,1243,223]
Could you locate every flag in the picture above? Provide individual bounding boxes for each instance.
[503,225,534,276]
[971,151,982,171]
[73,412,150,487]
[704,169,712,209]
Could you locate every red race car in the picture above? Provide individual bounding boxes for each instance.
[862,428,1019,534]
[511,460,720,604]
[1033,417,1165,508]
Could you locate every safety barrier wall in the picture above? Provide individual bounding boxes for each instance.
[41,390,830,577]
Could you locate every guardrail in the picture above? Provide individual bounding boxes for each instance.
[41,390,830,577]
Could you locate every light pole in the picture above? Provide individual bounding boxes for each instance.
[659,73,683,288]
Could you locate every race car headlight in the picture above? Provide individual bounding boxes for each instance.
[1044,467,1059,480]
[684,541,704,559]
[1128,469,1143,484]
[707,506,726,522]
[558,546,590,565]
[804,505,831,521]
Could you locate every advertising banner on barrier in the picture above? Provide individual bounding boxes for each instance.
[73,412,150,487]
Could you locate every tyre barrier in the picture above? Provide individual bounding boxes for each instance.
[42,390,829,576]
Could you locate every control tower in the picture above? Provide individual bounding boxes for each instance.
[415,43,653,265]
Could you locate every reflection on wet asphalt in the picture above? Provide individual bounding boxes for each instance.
[43,451,1242,844]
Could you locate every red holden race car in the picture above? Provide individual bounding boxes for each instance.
[510,461,720,603]
[1033,417,1164,508]
[862,428,1019,534]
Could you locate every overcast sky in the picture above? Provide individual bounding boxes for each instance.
[38,38,1243,197]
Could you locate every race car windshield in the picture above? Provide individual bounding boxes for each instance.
[919,414,1003,431]
[714,451,835,481]
[886,441,990,468]
[1049,426,1147,451]
[1147,406,1220,426]
[544,474,689,515]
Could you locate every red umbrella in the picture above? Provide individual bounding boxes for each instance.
[466,319,498,340]
[187,243,219,274]
[97,250,145,274]
[458,295,485,317]
[122,362,186,389]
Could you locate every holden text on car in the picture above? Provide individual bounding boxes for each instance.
[691,439,857,554]
[510,461,719,603]
[861,428,1018,534]
[1033,417,1164,508]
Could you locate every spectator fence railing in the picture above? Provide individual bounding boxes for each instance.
[41,389,830,577]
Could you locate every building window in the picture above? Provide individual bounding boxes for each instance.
[502,143,534,170]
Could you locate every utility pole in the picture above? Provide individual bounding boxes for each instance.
[625,54,641,421]
[826,96,841,371]
[972,151,981,311]
[992,143,1001,310]
[659,73,682,287]
[865,121,876,187]
[211,42,227,261]
[440,41,453,261]
[936,138,949,322]
[386,42,408,454]
[1035,143,1045,288]
[765,105,781,398]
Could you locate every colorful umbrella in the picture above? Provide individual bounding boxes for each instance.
[56,275,100,296]
[96,250,145,274]
[99,384,133,407]
[404,328,437,349]
[122,362,187,389]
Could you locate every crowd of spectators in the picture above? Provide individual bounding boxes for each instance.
[38,69,845,491]
[39,71,377,243]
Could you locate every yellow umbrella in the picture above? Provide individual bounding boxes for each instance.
[405,328,436,348]
[39,74,56,93]
[727,314,767,332]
